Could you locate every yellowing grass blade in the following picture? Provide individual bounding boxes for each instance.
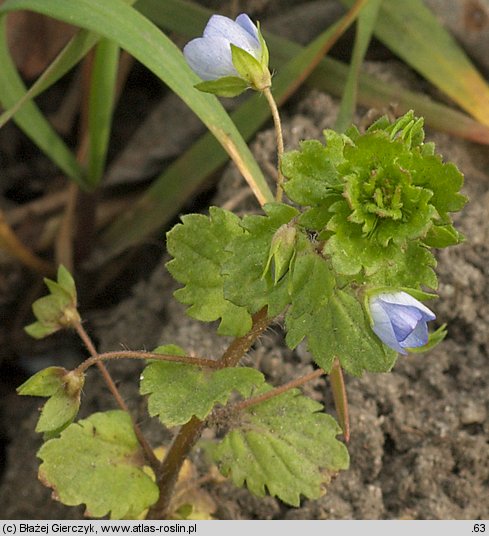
[341,0,489,126]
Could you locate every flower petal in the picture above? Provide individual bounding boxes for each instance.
[183,36,238,80]
[235,13,259,41]
[380,302,423,341]
[379,291,436,321]
[204,14,261,58]
[370,299,406,354]
[400,319,429,349]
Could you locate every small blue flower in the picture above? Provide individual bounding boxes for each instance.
[369,291,436,354]
[183,14,263,81]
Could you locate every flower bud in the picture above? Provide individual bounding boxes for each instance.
[369,291,436,354]
[263,223,297,284]
[184,13,271,96]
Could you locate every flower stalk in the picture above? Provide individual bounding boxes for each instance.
[73,321,160,471]
[262,87,285,202]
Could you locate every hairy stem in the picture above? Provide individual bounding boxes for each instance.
[74,322,159,471]
[74,350,221,375]
[230,368,324,413]
[262,87,285,202]
[147,307,270,519]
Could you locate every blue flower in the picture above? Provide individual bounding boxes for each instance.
[183,14,264,81]
[369,291,436,354]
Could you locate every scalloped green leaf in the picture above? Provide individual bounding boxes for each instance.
[38,411,158,519]
[324,219,438,289]
[282,139,342,206]
[166,207,252,336]
[287,249,335,321]
[207,386,349,506]
[367,241,438,289]
[140,346,265,427]
[286,288,397,376]
[282,112,464,294]
[397,151,467,217]
[222,203,299,316]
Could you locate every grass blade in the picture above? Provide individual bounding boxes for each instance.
[341,0,489,126]
[335,0,382,132]
[87,39,120,187]
[0,18,84,185]
[0,30,96,130]
[0,0,272,204]
[0,2,137,130]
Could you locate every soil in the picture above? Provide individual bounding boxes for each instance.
[1,1,488,521]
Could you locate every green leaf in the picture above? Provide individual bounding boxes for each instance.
[17,367,67,397]
[38,411,159,519]
[230,44,270,90]
[287,249,335,323]
[36,388,81,434]
[0,1,139,131]
[397,151,467,218]
[56,265,77,300]
[140,346,265,427]
[282,139,342,206]
[24,322,58,339]
[263,223,298,284]
[283,113,462,291]
[166,207,252,336]
[18,368,85,435]
[25,265,80,339]
[222,203,299,316]
[194,77,249,98]
[423,224,463,248]
[207,386,349,506]
[286,288,397,376]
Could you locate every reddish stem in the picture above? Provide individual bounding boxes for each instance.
[147,308,270,519]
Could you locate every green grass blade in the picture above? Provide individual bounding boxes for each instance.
[0,0,272,205]
[0,18,84,185]
[100,0,367,256]
[0,30,97,130]
[87,39,120,187]
[306,56,489,144]
[341,0,489,126]
[0,0,138,130]
[335,0,382,132]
